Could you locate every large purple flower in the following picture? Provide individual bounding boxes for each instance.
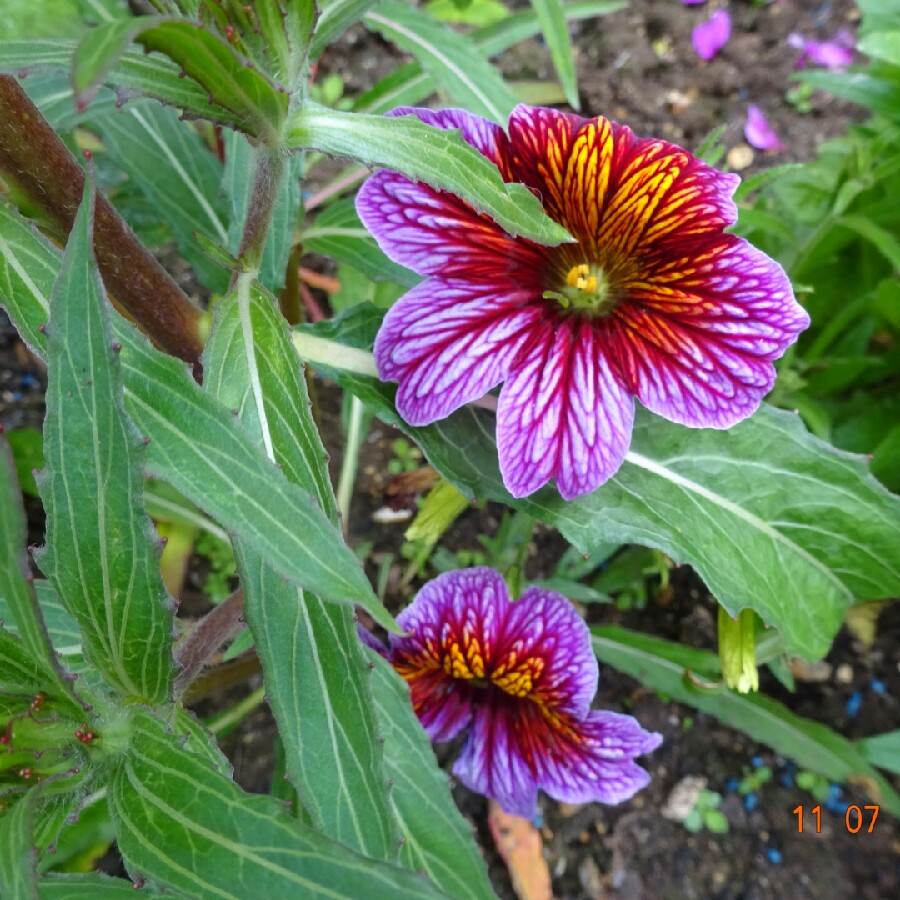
[372,568,662,818]
[357,105,809,499]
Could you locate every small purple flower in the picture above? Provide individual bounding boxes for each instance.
[692,10,731,60]
[357,105,809,499]
[745,105,785,152]
[369,568,662,818]
[681,0,707,5]
[789,29,855,70]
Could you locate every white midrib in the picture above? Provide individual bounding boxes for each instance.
[236,275,276,463]
[130,107,229,244]
[365,11,505,122]
[625,451,852,600]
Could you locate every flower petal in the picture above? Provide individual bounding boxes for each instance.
[406,668,476,743]
[538,709,662,806]
[692,10,731,61]
[390,568,514,742]
[453,696,542,818]
[504,106,740,258]
[356,171,542,279]
[497,317,635,499]
[499,586,598,717]
[744,105,784,152]
[609,235,809,428]
[454,701,662,816]
[375,279,542,426]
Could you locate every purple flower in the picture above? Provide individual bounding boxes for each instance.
[369,568,662,817]
[681,0,707,5]
[357,105,809,499]
[692,10,731,60]
[789,29,855,70]
[745,105,785,151]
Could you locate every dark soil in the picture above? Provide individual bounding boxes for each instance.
[2,0,898,898]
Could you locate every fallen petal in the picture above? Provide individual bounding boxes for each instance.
[692,10,731,61]
[744,105,784,152]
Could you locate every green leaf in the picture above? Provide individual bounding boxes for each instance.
[833,214,900,270]
[109,711,450,899]
[859,30,900,66]
[287,104,572,246]
[222,133,302,292]
[136,21,288,138]
[0,433,61,682]
[0,628,46,692]
[591,625,900,817]
[235,546,400,858]
[294,306,900,659]
[39,873,169,898]
[0,203,393,632]
[369,652,495,900]
[364,0,519,122]
[856,730,900,775]
[36,178,175,703]
[202,282,400,855]
[71,18,289,137]
[72,15,165,108]
[311,0,380,60]
[355,0,625,114]
[529,0,579,109]
[0,40,245,128]
[796,70,900,118]
[5,427,43,497]
[302,198,420,288]
[0,785,39,900]
[98,101,230,293]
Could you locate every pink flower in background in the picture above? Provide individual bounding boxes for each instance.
[788,29,855,70]
[358,105,809,499]
[692,10,731,60]
[365,568,663,818]
[681,0,707,5]
[745,105,785,152]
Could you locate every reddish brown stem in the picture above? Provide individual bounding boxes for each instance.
[174,588,246,695]
[0,76,205,369]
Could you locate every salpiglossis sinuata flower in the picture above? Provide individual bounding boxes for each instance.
[358,105,809,499]
[363,568,662,818]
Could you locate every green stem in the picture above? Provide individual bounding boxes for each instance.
[336,396,365,536]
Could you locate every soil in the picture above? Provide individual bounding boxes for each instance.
[2,0,898,898]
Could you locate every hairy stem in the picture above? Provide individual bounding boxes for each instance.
[0,76,205,369]
[232,145,286,282]
[174,588,246,694]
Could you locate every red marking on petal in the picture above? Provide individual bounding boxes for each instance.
[608,235,809,427]
[357,171,543,280]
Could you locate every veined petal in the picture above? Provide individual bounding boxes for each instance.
[498,586,598,717]
[454,700,662,817]
[497,317,635,499]
[356,171,542,279]
[406,668,476,743]
[504,105,740,259]
[609,235,809,428]
[390,569,514,742]
[375,279,542,426]
[538,709,662,806]
[453,696,542,818]
[503,104,584,226]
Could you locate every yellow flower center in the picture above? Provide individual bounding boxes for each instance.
[544,262,618,316]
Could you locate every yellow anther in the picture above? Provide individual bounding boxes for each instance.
[566,263,590,287]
